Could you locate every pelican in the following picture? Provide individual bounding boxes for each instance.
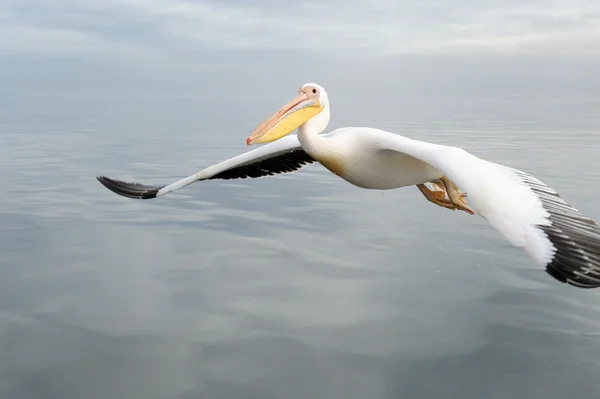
[97,83,600,289]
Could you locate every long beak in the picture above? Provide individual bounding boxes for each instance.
[246,92,324,145]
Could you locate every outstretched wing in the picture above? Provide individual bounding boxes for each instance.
[97,134,316,199]
[379,130,600,288]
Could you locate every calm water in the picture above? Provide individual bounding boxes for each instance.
[1,90,600,399]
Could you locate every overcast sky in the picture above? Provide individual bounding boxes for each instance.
[1,0,599,96]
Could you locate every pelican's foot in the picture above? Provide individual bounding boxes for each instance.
[431,179,470,208]
[439,176,475,215]
[416,183,457,211]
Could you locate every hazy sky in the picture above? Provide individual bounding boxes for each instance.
[1,0,599,96]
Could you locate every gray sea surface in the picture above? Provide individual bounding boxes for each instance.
[1,89,600,399]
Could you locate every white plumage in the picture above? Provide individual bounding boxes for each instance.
[98,83,600,288]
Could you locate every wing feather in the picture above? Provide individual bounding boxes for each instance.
[97,135,316,199]
[380,131,600,288]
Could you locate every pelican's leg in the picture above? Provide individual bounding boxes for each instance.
[439,176,475,215]
[416,183,456,211]
[431,179,468,207]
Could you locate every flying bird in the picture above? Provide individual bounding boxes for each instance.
[97,83,600,289]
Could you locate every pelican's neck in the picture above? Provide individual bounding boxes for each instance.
[296,99,330,155]
[297,123,325,155]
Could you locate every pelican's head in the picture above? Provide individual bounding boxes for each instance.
[246,83,330,145]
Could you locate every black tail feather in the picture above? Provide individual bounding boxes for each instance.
[96,176,165,199]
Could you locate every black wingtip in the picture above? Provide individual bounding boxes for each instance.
[537,203,600,289]
[96,176,165,200]
[513,169,600,289]
[538,218,600,289]
[542,229,600,289]
[545,264,599,289]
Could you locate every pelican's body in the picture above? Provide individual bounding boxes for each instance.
[301,127,443,190]
[98,82,600,289]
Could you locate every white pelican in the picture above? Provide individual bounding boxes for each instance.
[98,83,600,289]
